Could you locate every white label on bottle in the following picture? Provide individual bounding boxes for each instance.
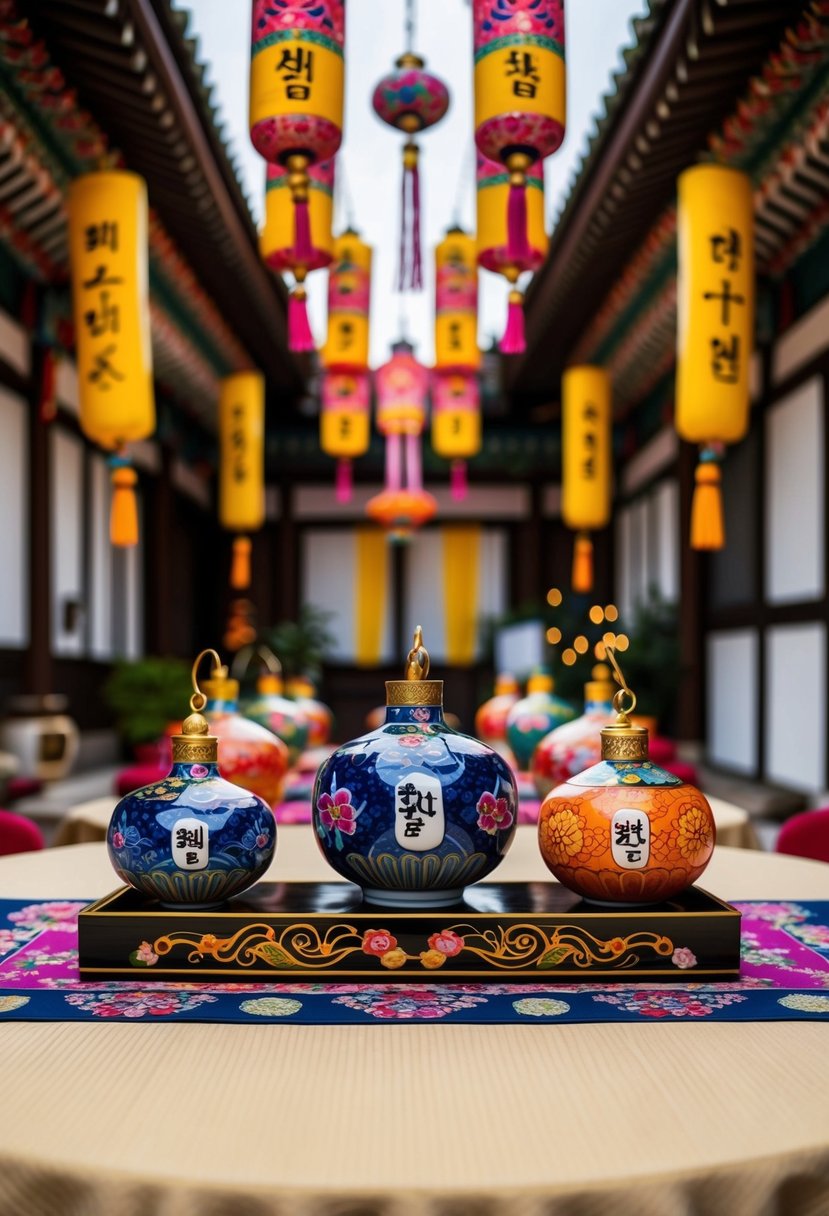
[172,818,209,870]
[611,808,650,870]
[394,774,445,851]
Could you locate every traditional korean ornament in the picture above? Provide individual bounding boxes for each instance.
[675,164,754,550]
[249,0,344,349]
[106,649,276,908]
[432,226,481,500]
[201,655,290,809]
[531,663,615,798]
[561,365,612,594]
[505,670,576,771]
[539,650,715,905]
[218,371,265,594]
[474,673,519,760]
[260,157,335,351]
[235,645,310,766]
[320,227,373,500]
[367,341,436,539]
[476,151,547,353]
[66,170,155,546]
[371,0,450,291]
[472,0,565,346]
[313,628,518,905]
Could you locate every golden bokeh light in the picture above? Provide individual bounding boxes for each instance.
[589,605,604,624]
[546,627,562,645]
[562,648,577,666]
[603,631,617,646]
[604,604,619,622]
[574,635,589,654]
[594,641,607,660]
[547,587,563,607]
[615,634,629,652]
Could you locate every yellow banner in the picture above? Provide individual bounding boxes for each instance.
[354,528,388,666]
[562,365,612,532]
[219,372,265,533]
[442,526,481,666]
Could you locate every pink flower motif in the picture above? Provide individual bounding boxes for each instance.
[190,764,208,778]
[428,930,465,957]
[255,833,268,849]
[398,735,423,748]
[411,708,431,722]
[362,929,398,957]
[111,831,125,850]
[476,791,515,835]
[135,941,158,966]
[672,947,697,970]
[317,788,358,835]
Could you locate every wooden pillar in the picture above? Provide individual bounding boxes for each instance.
[25,342,52,695]
[677,442,703,741]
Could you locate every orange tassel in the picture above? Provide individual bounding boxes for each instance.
[572,532,593,593]
[110,466,138,547]
[691,462,725,550]
[230,536,252,590]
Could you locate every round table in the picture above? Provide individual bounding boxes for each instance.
[1,828,828,1216]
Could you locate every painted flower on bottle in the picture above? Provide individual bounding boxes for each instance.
[476,791,514,835]
[316,780,365,852]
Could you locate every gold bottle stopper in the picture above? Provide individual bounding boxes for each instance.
[171,649,221,764]
[600,647,649,762]
[386,626,443,706]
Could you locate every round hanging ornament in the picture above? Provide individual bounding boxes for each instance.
[249,0,344,350]
[371,0,450,291]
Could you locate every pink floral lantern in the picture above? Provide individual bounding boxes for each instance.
[249,0,345,349]
[367,342,436,539]
[320,370,371,503]
[371,0,450,291]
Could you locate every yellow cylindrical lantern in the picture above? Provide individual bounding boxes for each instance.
[435,227,480,372]
[67,171,155,546]
[321,229,372,371]
[676,164,754,550]
[562,365,612,594]
[260,158,335,273]
[219,372,265,592]
[321,371,370,460]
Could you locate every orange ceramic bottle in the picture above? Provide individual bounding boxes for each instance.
[202,665,289,809]
[538,695,715,905]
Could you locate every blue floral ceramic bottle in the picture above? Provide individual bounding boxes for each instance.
[313,629,518,906]
[107,650,276,908]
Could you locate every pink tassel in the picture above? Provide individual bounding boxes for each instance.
[398,141,423,293]
[451,460,467,501]
[293,198,313,263]
[386,433,402,492]
[406,432,422,492]
[499,290,526,355]
[410,161,423,291]
[335,458,352,503]
[288,288,314,353]
[507,180,530,264]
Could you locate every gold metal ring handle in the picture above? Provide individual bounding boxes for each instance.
[190,648,223,714]
[405,626,430,680]
[612,686,637,717]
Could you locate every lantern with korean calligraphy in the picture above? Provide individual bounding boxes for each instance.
[433,225,481,500]
[371,0,450,292]
[562,365,612,595]
[321,370,370,503]
[260,157,335,351]
[476,151,547,353]
[67,170,155,547]
[367,342,436,540]
[322,228,372,372]
[473,0,565,347]
[249,0,344,350]
[676,164,754,550]
[431,372,481,501]
[219,371,265,595]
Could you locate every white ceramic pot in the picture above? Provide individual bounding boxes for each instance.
[1,695,79,781]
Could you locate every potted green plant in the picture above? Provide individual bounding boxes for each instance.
[104,657,192,758]
[262,605,335,686]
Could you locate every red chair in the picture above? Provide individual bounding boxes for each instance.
[0,809,45,855]
[776,809,829,864]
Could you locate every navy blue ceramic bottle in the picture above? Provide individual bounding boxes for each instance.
[313,629,518,906]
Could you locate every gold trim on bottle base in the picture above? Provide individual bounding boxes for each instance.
[386,679,443,707]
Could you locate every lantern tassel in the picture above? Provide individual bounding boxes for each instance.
[690,458,725,550]
[288,283,315,353]
[110,464,138,548]
[398,140,423,292]
[572,533,593,594]
[500,287,526,355]
[507,176,530,265]
[293,198,313,264]
[230,536,252,591]
[450,460,467,501]
[335,458,352,503]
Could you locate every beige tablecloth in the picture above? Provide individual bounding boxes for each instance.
[51,791,761,849]
[1,831,828,1216]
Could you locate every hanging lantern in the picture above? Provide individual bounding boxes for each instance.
[67,170,155,547]
[249,0,344,350]
[367,342,436,539]
[676,164,754,550]
[219,371,265,594]
[371,0,449,292]
[321,370,371,503]
[260,157,335,352]
[431,372,481,502]
[472,0,565,345]
[476,152,547,354]
[321,227,372,372]
[562,365,612,595]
